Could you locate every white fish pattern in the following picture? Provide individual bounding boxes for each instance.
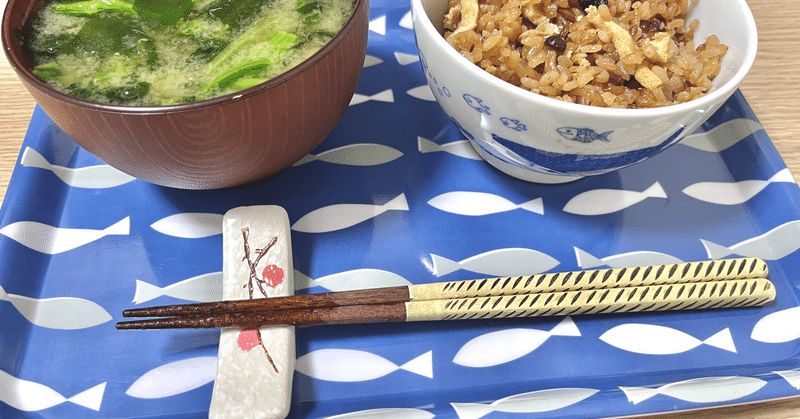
[292,193,409,233]
[350,89,394,106]
[363,55,383,68]
[0,370,106,412]
[296,349,433,382]
[294,268,412,291]
[133,272,222,304]
[430,248,559,277]
[750,305,800,343]
[369,15,386,35]
[619,376,767,405]
[292,143,403,167]
[325,408,434,419]
[600,324,736,355]
[398,10,413,29]
[150,213,223,239]
[679,118,764,152]
[20,147,136,189]
[417,137,482,160]
[453,317,580,368]
[574,247,683,269]
[0,217,129,254]
[407,86,436,101]
[563,182,667,216]
[0,284,112,329]
[428,192,543,216]
[774,370,800,390]
[701,219,800,260]
[450,388,599,419]
[682,168,796,205]
[395,51,419,65]
[125,356,217,399]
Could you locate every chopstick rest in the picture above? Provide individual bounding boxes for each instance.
[208,206,294,419]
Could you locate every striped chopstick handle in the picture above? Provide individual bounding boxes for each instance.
[404,278,775,322]
[409,257,767,301]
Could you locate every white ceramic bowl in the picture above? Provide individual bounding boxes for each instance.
[411,0,758,183]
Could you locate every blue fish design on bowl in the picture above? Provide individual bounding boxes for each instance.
[463,94,490,115]
[501,117,527,132]
[557,127,612,143]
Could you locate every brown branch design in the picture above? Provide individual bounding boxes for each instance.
[241,227,280,373]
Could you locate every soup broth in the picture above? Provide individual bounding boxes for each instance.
[23,0,353,106]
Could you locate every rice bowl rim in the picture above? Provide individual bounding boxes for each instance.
[412,0,758,119]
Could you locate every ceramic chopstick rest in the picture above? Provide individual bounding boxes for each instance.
[209,206,295,419]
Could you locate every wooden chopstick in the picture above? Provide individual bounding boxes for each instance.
[116,258,774,330]
[115,277,776,329]
[121,257,768,319]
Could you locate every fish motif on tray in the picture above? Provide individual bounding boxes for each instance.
[429,248,559,277]
[294,268,412,292]
[453,317,580,368]
[349,89,394,106]
[394,51,419,65]
[427,191,543,216]
[363,55,383,68]
[417,137,482,160]
[296,349,433,382]
[132,272,223,304]
[682,168,795,205]
[750,305,800,343]
[20,147,136,189]
[0,284,112,329]
[324,407,434,419]
[600,324,736,355]
[619,376,767,404]
[293,143,403,167]
[292,194,409,233]
[450,387,599,419]
[125,356,217,399]
[701,219,800,260]
[0,370,105,412]
[407,85,436,101]
[679,118,764,152]
[398,10,413,29]
[369,15,386,35]
[150,213,223,238]
[563,182,667,215]
[774,370,800,390]
[574,247,683,269]
[0,217,129,254]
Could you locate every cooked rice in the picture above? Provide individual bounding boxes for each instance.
[442,0,728,108]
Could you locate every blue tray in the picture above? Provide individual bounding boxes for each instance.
[2,0,800,417]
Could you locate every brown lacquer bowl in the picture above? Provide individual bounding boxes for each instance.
[2,0,369,189]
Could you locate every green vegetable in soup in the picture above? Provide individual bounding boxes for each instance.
[75,16,149,56]
[133,0,194,25]
[202,58,272,93]
[31,62,64,79]
[26,0,353,105]
[201,0,271,29]
[51,0,135,16]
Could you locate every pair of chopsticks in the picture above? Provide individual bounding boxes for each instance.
[116,257,776,330]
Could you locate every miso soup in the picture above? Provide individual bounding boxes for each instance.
[22,0,353,106]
